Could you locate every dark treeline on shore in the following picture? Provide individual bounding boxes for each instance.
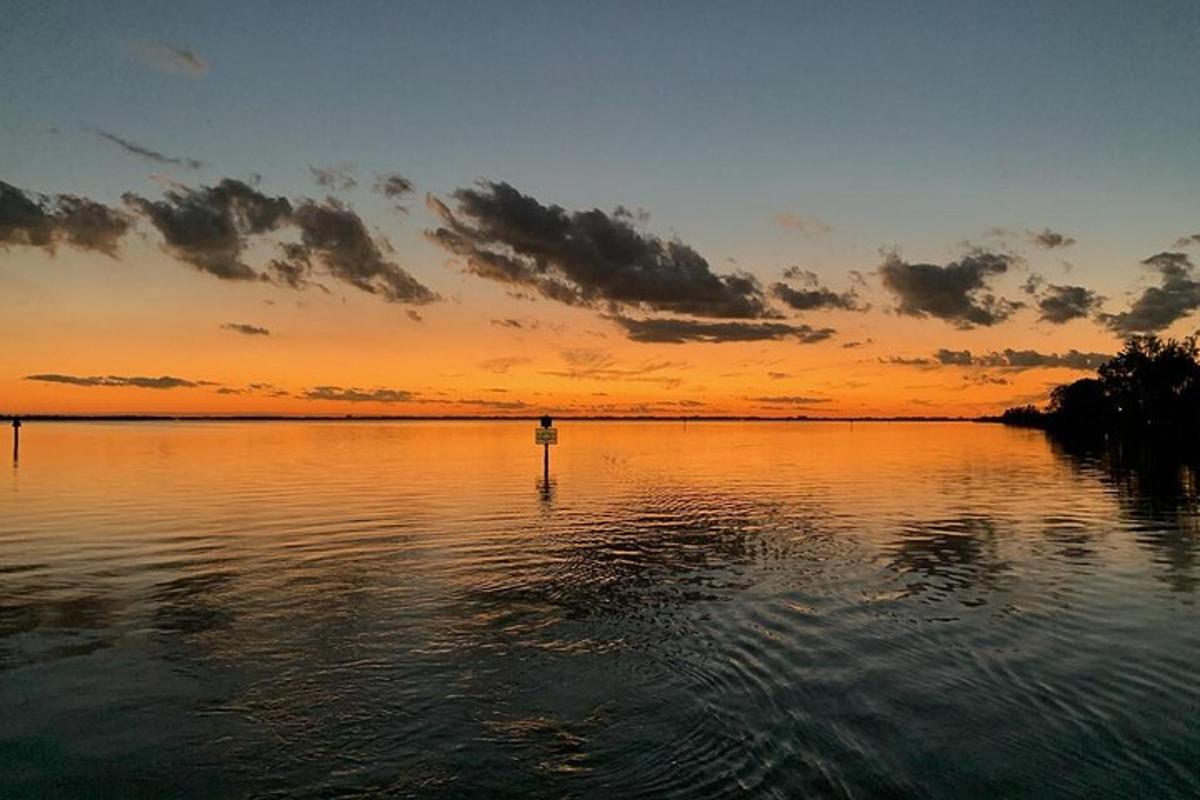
[1001,336,1200,446]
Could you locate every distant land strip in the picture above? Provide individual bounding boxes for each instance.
[1,414,992,423]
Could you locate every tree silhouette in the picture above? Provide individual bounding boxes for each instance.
[1002,336,1200,444]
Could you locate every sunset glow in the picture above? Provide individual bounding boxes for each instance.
[3,2,1197,418]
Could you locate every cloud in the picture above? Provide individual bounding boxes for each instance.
[427,181,771,318]
[221,322,270,336]
[612,316,835,344]
[125,179,437,303]
[1098,252,1200,335]
[882,355,933,366]
[929,348,1110,370]
[542,349,686,387]
[132,42,210,77]
[309,163,357,192]
[772,268,862,311]
[452,398,531,410]
[748,395,833,405]
[93,130,205,170]
[124,178,292,280]
[301,386,415,403]
[1031,282,1104,324]
[878,250,1021,328]
[1027,228,1076,249]
[373,173,414,209]
[25,373,213,389]
[965,374,1011,386]
[290,198,438,304]
[774,212,831,237]
[1,181,131,257]
[1172,234,1200,248]
[478,356,531,374]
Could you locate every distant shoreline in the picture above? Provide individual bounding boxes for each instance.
[1,414,994,423]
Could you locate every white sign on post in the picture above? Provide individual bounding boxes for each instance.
[535,427,558,445]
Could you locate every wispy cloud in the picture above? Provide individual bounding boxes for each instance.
[774,212,831,237]
[309,163,357,192]
[93,129,205,170]
[301,386,415,403]
[611,316,835,344]
[478,356,532,374]
[132,41,210,77]
[221,322,270,336]
[25,373,214,389]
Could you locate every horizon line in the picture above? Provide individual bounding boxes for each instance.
[1,413,997,423]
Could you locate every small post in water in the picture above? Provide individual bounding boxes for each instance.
[11,417,20,463]
[535,414,558,480]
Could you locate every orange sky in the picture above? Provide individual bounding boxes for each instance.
[1,232,1130,418]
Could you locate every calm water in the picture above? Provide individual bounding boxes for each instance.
[1,421,1198,798]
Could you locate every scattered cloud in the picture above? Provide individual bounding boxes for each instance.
[302,386,415,403]
[373,173,414,210]
[926,348,1110,370]
[878,249,1021,328]
[452,398,530,410]
[25,373,213,389]
[1024,279,1104,324]
[611,316,835,344]
[772,267,862,311]
[1098,252,1200,335]
[1027,227,1076,249]
[93,129,205,170]
[773,212,831,237]
[124,179,437,303]
[308,163,357,192]
[964,374,1011,386]
[221,322,270,336]
[132,42,210,77]
[748,395,833,406]
[478,356,532,374]
[427,181,771,319]
[1172,234,1200,248]
[124,178,292,280]
[543,349,686,386]
[1,181,131,257]
[290,198,438,304]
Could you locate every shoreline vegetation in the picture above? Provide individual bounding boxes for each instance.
[999,335,1200,448]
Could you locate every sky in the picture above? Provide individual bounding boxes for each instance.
[2,0,1199,417]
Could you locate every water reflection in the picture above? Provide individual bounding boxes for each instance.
[1,422,1198,797]
[887,516,1010,604]
[1049,437,1200,594]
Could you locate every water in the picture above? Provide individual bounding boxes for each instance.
[1,421,1197,798]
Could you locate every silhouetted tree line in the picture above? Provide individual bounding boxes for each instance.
[1001,336,1200,445]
